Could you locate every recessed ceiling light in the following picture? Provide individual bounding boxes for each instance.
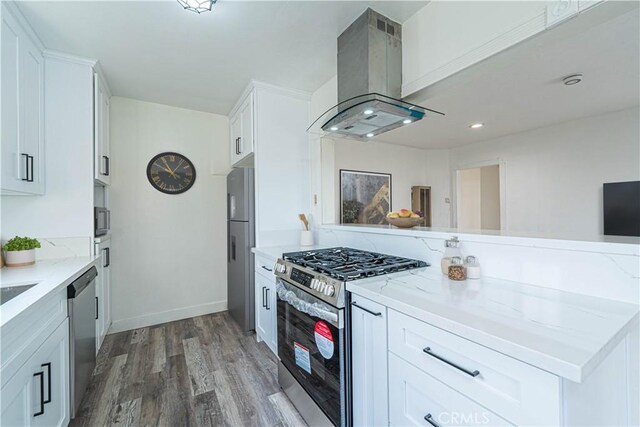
[363,109,374,115]
[403,119,412,124]
[366,133,374,138]
[469,123,484,129]
[177,0,215,14]
[563,73,583,86]
[330,126,339,131]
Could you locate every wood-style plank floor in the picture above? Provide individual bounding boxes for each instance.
[71,312,307,427]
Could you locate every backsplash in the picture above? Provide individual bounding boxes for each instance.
[317,225,639,304]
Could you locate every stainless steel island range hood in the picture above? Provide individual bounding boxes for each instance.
[308,8,443,141]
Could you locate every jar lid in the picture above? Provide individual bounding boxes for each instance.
[450,256,463,265]
[465,255,477,264]
[445,236,460,248]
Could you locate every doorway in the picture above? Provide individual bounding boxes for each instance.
[456,164,501,230]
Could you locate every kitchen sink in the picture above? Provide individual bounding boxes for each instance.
[0,284,36,305]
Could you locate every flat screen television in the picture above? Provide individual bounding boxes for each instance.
[603,181,640,237]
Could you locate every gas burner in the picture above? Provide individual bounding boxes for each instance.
[283,247,428,282]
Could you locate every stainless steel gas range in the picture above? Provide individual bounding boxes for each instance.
[274,247,427,426]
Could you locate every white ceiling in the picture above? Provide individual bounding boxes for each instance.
[17,0,426,115]
[375,4,640,149]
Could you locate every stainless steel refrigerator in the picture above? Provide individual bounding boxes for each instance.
[227,167,255,331]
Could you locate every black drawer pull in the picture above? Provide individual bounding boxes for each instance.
[424,414,440,427]
[351,302,382,317]
[21,153,30,181]
[423,347,480,377]
[262,286,266,308]
[33,371,45,416]
[96,296,99,320]
[42,363,52,404]
[104,247,110,268]
[265,288,270,310]
[261,265,273,272]
[28,155,34,182]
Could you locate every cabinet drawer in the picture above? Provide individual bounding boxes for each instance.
[388,310,560,426]
[255,254,276,279]
[389,353,511,427]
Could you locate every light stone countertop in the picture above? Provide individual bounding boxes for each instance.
[347,267,639,383]
[0,256,101,328]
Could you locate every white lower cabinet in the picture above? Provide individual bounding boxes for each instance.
[255,266,277,354]
[95,238,112,352]
[350,296,388,427]
[0,318,70,427]
[389,353,511,427]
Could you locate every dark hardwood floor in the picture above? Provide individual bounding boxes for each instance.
[71,312,306,427]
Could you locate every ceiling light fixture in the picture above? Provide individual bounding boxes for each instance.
[366,133,374,138]
[177,0,216,14]
[469,123,484,129]
[563,73,583,86]
[363,109,374,115]
[330,126,339,131]
[403,119,412,124]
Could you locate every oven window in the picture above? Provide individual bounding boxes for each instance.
[277,282,343,426]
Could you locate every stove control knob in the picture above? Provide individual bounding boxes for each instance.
[310,279,318,289]
[319,282,327,292]
[324,285,335,296]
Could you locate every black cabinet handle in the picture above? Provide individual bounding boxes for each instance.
[351,301,382,317]
[262,286,266,308]
[21,153,29,181]
[28,155,34,182]
[231,236,236,261]
[424,414,440,427]
[265,288,270,310]
[103,156,110,176]
[41,363,52,404]
[33,371,45,416]
[96,296,99,320]
[422,347,480,377]
[261,265,273,272]
[238,137,242,154]
[103,247,110,268]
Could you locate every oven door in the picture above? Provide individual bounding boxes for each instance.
[277,278,345,426]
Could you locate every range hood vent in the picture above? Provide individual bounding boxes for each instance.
[308,8,443,141]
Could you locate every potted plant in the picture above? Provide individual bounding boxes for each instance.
[3,236,41,267]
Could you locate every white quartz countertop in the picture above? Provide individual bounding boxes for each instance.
[347,268,639,383]
[0,256,101,328]
[252,245,328,262]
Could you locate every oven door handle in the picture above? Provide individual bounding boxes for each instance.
[276,280,340,328]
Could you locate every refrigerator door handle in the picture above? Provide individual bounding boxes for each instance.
[231,235,236,261]
[230,195,236,219]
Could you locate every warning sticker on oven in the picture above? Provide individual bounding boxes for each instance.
[294,342,311,374]
[314,321,334,359]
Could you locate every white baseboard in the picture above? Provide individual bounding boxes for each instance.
[108,299,227,333]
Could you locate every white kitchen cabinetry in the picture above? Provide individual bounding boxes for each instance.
[255,254,277,354]
[229,92,255,167]
[95,238,112,351]
[350,296,388,427]
[1,318,70,427]
[94,71,111,185]
[1,3,45,195]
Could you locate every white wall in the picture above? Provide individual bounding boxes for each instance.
[1,58,94,249]
[451,107,640,239]
[109,97,229,332]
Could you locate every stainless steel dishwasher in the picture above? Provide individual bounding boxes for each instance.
[67,266,98,419]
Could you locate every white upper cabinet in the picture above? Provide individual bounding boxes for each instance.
[1,3,45,195]
[94,71,111,185]
[229,91,254,167]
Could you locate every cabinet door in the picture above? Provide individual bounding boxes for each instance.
[351,295,388,427]
[1,8,21,192]
[229,111,242,166]
[255,273,270,343]
[19,33,44,194]
[95,240,112,351]
[239,93,254,158]
[0,319,70,427]
[1,5,44,195]
[94,73,110,185]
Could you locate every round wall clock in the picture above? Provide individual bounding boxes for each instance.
[146,152,196,194]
